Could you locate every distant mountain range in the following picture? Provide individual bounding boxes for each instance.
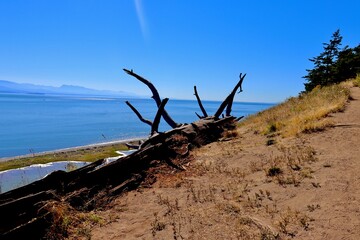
[0,80,137,98]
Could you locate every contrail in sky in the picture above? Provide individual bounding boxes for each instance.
[134,0,148,40]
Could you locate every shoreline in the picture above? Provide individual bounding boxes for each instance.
[0,137,145,162]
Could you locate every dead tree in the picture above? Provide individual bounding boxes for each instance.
[125,101,152,127]
[194,86,208,118]
[214,73,246,118]
[151,98,169,135]
[124,69,245,128]
[0,70,246,239]
[123,69,179,128]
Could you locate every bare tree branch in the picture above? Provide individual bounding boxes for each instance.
[125,101,153,127]
[125,143,140,150]
[193,86,208,118]
[123,69,179,128]
[238,73,245,93]
[225,73,246,116]
[151,98,169,135]
[214,73,246,118]
[236,116,245,121]
[195,112,203,119]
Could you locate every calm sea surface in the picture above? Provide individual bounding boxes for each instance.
[0,93,274,158]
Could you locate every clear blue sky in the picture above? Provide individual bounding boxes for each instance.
[0,0,359,103]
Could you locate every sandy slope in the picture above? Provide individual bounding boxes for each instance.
[85,87,360,240]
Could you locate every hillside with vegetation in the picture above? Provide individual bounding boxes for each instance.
[303,29,360,92]
[1,30,359,239]
[63,31,360,239]
[60,76,360,240]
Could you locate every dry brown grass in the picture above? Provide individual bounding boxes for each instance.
[240,83,351,137]
[264,144,317,187]
[145,142,319,240]
[352,74,360,87]
[42,200,105,240]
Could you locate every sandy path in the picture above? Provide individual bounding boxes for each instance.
[297,87,360,239]
[87,87,360,240]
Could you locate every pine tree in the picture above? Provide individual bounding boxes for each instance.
[335,44,360,82]
[304,29,343,92]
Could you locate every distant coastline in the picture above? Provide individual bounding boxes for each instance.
[0,79,138,98]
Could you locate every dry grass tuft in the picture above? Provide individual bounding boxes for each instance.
[42,200,104,240]
[223,129,239,139]
[263,144,317,186]
[240,83,351,137]
[352,74,360,87]
[276,208,312,236]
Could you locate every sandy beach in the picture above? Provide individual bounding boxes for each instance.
[0,137,144,162]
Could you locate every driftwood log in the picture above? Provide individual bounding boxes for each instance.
[0,70,246,239]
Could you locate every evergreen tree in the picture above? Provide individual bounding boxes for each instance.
[335,44,360,82]
[304,29,343,91]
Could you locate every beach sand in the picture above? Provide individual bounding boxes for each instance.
[0,137,144,162]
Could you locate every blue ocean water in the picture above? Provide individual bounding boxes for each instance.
[0,93,274,158]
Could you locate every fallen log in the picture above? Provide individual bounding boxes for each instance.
[0,116,237,238]
[0,70,246,239]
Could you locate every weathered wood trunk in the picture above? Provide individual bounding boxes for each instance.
[0,117,236,239]
[0,69,245,239]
